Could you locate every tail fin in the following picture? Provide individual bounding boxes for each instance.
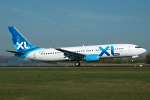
[8,27,36,52]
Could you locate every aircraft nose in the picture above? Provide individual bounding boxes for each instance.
[141,48,146,53]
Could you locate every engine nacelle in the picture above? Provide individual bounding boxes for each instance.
[85,54,99,62]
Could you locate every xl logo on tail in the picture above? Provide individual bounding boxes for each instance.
[99,46,120,57]
[16,42,30,50]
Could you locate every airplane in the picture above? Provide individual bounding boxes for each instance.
[6,26,146,66]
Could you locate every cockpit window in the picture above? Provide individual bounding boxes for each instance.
[135,45,142,48]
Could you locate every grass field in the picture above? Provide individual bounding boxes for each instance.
[0,68,150,100]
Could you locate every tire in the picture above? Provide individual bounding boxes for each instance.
[75,62,80,66]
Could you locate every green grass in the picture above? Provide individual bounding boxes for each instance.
[0,68,150,100]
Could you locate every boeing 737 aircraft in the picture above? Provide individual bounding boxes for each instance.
[7,27,146,66]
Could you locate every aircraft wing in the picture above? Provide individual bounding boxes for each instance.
[55,48,85,59]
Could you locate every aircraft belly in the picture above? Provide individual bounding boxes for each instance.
[25,52,65,61]
[38,54,66,61]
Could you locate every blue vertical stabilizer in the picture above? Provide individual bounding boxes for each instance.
[8,27,36,52]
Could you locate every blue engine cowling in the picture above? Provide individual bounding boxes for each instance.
[85,54,99,62]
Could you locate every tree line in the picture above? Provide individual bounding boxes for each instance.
[99,53,150,64]
[0,53,150,66]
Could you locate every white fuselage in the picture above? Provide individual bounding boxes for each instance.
[26,44,146,61]
[8,27,147,65]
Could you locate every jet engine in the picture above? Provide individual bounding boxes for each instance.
[85,54,99,62]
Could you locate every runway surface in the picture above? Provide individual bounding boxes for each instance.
[0,66,150,68]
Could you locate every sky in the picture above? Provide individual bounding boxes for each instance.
[0,0,150,56]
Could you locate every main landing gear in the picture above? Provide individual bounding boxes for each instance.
[75,61,80,66]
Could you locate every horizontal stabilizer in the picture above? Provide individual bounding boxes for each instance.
[6,50,25,55]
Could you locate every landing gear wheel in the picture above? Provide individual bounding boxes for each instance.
[131,59,134,63]
[75,62,80,66]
